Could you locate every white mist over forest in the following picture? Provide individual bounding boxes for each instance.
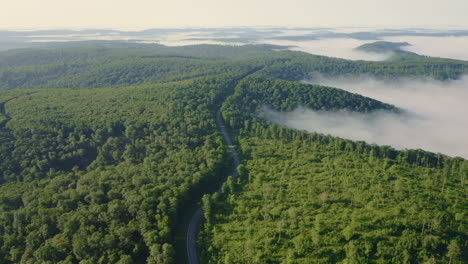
[263,35,468,61]
[263,75,468,158]
[258,38,393,61]
[4,28,468,61]
[383,36,468,61]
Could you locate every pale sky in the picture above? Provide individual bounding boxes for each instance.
[1,0,467,30]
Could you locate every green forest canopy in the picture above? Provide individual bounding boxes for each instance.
[0,42,466,263]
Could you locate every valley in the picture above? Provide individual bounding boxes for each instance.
[0,39,466,263]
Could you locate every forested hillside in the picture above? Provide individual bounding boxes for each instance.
[0,42,466,263]
[2,41,468,91]
[198,120,467,263]
[0,71,260,263]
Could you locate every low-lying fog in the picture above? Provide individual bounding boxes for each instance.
[263,75,468,158]
[258,38,393,61]
[4,28,468,61]
[384,36,468,61]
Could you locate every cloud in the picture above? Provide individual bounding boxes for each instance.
[258,38,392,61]
[263,75,468,158]
[383,36,468,61]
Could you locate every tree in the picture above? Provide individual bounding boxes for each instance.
[447,239,461,264]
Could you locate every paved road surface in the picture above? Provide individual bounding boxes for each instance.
[186,110,240,264]
[0,97,16,128]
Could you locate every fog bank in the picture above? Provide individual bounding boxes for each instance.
[263,76,468,158]
[384,36,468,61]
[259,38,392,61]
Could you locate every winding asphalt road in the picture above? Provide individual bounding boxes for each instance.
[0,94,34,128]
[0,98,15,128]
[186,110,240,264]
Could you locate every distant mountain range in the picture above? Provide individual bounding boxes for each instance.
[1,27,468,51]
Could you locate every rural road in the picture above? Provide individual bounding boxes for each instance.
[0,96,19,128]
[186,110,240,264]
[0,94,35,128]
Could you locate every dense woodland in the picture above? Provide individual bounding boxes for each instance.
[198,120,467,263]
[2,41,468,91]
[0,70,263,263]
[0,42,466,263]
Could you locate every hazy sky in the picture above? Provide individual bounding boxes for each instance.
[1,0,468,30]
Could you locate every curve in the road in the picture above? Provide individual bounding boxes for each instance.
[186,110,240,264]
[0,94,35,128]
[0,99,13,128]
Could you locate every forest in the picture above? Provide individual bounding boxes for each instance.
[198,120,466,263]
[0,41,466,263]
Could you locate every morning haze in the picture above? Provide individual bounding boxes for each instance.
[0,2,467,264]
[264,75,468,159]
[1,0,468,29]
